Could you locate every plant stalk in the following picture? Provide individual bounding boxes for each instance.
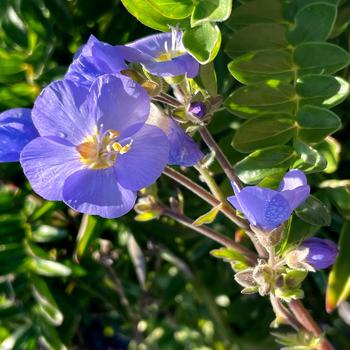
[288,300,335,350]
[199,126,242,188]
[161,205,257,265]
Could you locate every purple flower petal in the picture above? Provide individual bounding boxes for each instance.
[85,74,150,135]
[302,237,338,269]
[65,35,127,88]
[235,187,279,229]
[167,119,203,166]
[147,104,202,166]
[227,195,243,212]
[0,108,38,162]
[62,167,136,218]
[32,79,95,145]
[20,137,83,201]
[126,32,199,78]
[143,55,199,78]
[115,124,169,190]
[278,169,308,191]
[127,33,173,58]
[280,185,310,211]
[264,193,291,230]
[188,101,207,119]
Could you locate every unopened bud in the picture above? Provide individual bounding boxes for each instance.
[285,247,315,272]
[188,101,207,119]
[301,237,338,270]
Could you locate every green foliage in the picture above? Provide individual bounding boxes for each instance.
[1,0,350,348]
[225,0,349,191]
[326,221,350,312]
[121,0,232,63]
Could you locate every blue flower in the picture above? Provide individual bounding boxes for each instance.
[302,237,338,269]
[228,170,310,230]
[147,104,203,166]
[20,74,169,218]
[65,35,127,88]
[64,35,201,167]
[0,108,38,162]
[124,28,199,78]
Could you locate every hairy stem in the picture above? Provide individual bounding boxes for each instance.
[163,166,249,229]
[270,295,301,331]
[288,300,335,350]
[199,126,242,188]
[161,205,257,265]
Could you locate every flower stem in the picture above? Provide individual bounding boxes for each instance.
[162,167,334,348]
[162,166,249,229]
[160,205,257,265]
[288,300,335,350]
[270,294,301,331]
[199,126,242,188]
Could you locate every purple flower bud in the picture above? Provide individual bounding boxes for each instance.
[188,101,207,119]
[302,237,338,269]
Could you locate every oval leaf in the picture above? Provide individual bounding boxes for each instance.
[232,115,296,152]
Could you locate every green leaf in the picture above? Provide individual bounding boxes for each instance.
[183,23,221,63]
[0,325,32,350]
[235,145,295,184]
[31,275,63,326]
[296,106,341,143]
[195,62,218,96]
[120,0,182,31]
[191,0,232,27]
[294,42,350,76]
[135,211,159,222]
[0,82,39,109]
[224,81,295,118]
[127,233,146,290]
[225,76,349,119]
[297,75,350,109]
[281,216,320,251]
[193,204,222,226]
[27,256,72,277]
[31,225,67,243]
[326,221,349,313]
[295,195,331,226]
[147,0,194,19]
[228,49,293,84]
[74,214,99,261]
[323,184,350,219]
[315,137,341,174]
[1,6,28,48]
[225,23,287,58]
[35,309,67,350]
[232,115,296,152]
[210,247,248,264]
[292,140,327,173]
[226,0,284,29]
[287,2,337,44]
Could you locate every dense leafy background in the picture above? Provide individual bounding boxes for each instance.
[1,0,350,349]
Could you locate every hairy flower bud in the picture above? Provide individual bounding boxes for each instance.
[188,101,207,119]
[302,237,338,269]
[285,247,315,272]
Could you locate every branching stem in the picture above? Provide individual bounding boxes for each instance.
[161,205,257,265]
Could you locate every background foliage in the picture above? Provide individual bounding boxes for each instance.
[1,0,350,349]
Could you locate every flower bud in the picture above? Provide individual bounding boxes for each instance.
[188,101,207,119]
[302,237,338,269]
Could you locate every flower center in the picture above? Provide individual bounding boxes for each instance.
[77,128,132,170]
[156,27,185,62]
